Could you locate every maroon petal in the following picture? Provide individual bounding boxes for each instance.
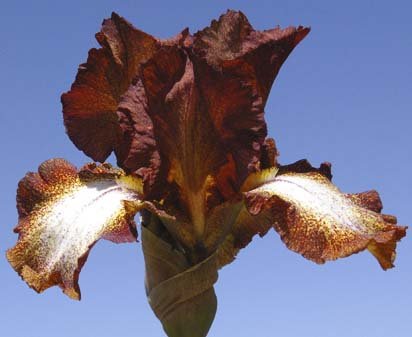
[135,11,308,233]
[191,10,310,183]
[61,13,159,162]
[62,11,310,242]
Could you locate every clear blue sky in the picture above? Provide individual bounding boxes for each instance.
[1,1,411,336]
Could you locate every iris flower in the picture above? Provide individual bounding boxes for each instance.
[7,10,407,337]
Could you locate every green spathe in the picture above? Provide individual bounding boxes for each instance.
[142,224,218,337]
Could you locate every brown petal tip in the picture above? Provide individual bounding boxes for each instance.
[368,226,407,270]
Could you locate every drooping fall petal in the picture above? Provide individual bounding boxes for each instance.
[7,159,142,299]
[243,163,406,269]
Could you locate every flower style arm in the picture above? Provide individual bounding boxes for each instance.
[7,159,143,299]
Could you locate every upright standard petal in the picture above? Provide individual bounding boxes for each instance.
[7,159,142,299]
[191,10,310,185]
[61,12,310,250]
[61,13,159,163]
[244,162,406,269]
[193,10,310,106]
[140,46,228,240]
[128,12,309,249]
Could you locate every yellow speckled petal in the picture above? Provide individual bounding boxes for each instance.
[245,171,407,269]
[7,159,143,300]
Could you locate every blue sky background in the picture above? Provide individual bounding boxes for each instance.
[1,1,411,336]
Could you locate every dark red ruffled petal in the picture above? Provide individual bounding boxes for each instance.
[135,12,308,240]
[61,13,159,162]
[193,10,310,103]
[62,11,310,248]
[63,10,309,195]
[191,10,310,183]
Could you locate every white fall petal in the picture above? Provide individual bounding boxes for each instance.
[245,171,406,269]
[7,159,142,299]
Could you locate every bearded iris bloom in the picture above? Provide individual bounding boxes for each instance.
[7,10,407,337]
